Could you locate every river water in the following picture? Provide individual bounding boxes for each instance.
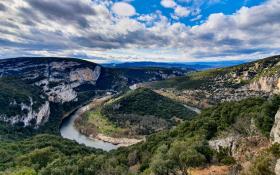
[60,96,201,151]
[60,103,119,151]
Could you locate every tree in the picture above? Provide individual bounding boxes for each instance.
[150,144,173,175]
[168,141,206,175]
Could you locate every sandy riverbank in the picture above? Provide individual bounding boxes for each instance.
[93,134,144,147]
[73,95,144,147]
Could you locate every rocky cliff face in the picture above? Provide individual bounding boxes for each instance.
[248,76,280,93]
[0,58,103,127]
[153,55,280,109]
[271,109,280,143]
[270,109,280,175]
[0,100,50,127]
[0,58,102,103]
[0,57,187,128]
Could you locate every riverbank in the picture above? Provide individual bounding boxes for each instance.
[72,95,144,147]
[94,134,143,147]
[60,95,120,151]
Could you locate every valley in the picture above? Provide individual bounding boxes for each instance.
[0,56,280,174]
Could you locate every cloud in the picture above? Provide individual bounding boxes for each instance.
[174,6,190,17]
[112,2,136,16]
[161,0,177,8]
[25,0,96,27]
[0,0,279,62]
[0,3,6,11]
[161,0,191,19]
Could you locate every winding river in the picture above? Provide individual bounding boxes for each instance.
[60,95,201,151]
[60,96,119,151]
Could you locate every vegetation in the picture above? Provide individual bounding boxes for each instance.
[151,55,280,90]
[75,106,124,137]
[102,88,196,120]
[76,88,197,137]
[0,77,45,116]
[246,143,280,175]
[1,56,280,174]
[1,95,279,174]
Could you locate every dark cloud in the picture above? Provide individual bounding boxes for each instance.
[26,0,96,27]
[0,0,279,61]
[0,3,6,11]
[217,37,243,46]
[73,29,170,49]
[193,48,266,58]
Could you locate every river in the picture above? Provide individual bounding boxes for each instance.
[60,96,201,151]
[60,97,119,151]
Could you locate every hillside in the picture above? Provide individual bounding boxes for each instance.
[1,56,280,175]
[1,95,280,174]
[150,55,280,108]
[0,57,189,139]
[75,88,197,138]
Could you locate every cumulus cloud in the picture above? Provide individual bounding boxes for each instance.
[112,2,136,16]
[161,0,191,19]
[161,0,177,8]
[174,6,190,17]
[0,0,279,62]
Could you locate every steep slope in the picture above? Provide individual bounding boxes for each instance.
[75,88,197,138]
[150,55,280,108]
[0,57,189,138]
[0,78,49,128]
[1,96,280,175]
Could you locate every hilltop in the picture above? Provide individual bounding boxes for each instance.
[150,55,280,108]
[0,57,189,139]
[75,88,197,139]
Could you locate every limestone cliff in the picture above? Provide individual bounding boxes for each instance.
[0,100,50,127]
[271,109,280,143]
[248,76,280,93]
[0,57,187,129]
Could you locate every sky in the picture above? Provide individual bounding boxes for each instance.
[0,0,279,63]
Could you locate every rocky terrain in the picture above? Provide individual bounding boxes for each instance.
[0,55,280,175]
[0,57,188,132]
[150,55,280,109]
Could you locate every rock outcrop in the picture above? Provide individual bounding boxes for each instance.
[208,136,238,156]
[248,76,280,93]
[275,159,280,175]
[0,99,50,127]
[270,109,280,143]
[0,57,189,129]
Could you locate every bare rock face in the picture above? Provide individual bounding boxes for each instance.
[248,76,280,93]
[275,159,280,175]
[45,65,101,103]
[0,99,50,127]
[270,109,280,143]
[208,136,238,155]
[70,66,101,82]
[47,84,78,103]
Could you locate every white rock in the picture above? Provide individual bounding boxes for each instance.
[248,76,280,93]
[0,99,50,128]
[70,66,101,83]
[271,109,280,143]
[275,159,280,175]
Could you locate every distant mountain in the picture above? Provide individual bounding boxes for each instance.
[102,60,249,70]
